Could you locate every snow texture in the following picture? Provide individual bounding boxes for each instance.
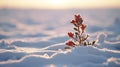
[0,9,120,67]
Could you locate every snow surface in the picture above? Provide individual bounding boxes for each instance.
[0,9,120,67]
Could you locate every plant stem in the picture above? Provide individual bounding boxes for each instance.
[77,26,81,44]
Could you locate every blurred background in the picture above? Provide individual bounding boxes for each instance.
[0,0,120,9]
[0,0,120,67]
[0,0,120,42]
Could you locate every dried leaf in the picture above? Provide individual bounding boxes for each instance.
[92,41,96,45]
[75,32,79,35]
[64,46,71,49]
[83,42,87,46]
[74,23,78,27]
[74,28,78,31]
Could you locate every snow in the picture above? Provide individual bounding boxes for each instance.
[0,9,120,67]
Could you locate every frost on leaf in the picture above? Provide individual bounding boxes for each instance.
[65,14,96,49]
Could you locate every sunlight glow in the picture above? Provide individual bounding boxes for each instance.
[50,0,66,5]
[0,0,120,9]
[42,0,68,9]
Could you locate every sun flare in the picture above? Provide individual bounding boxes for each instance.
[50,0,66,5]
[44,0,68,9]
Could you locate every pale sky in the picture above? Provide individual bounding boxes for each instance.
[0,0,120,9]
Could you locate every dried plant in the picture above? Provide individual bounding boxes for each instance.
[65,14,96,49]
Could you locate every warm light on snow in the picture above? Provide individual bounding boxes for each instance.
[0,8,120,67]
